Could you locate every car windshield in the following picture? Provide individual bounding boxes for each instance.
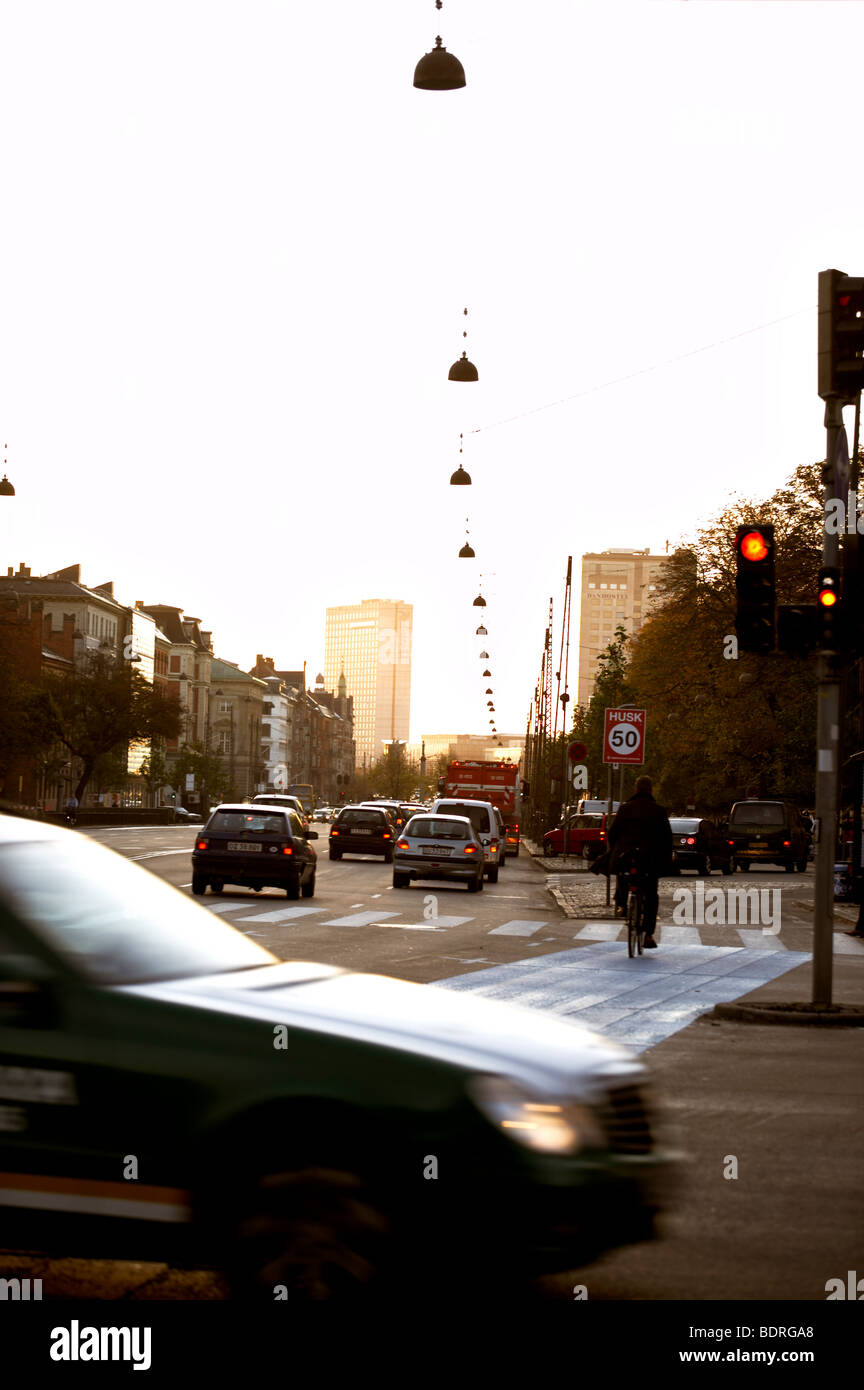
[0,839,275,985]
[406,818,470,840]
[339,810,385,827]
[730,803,785,827]
[437,803,491,834]
[670,819,701,833]
[208,812,288,835]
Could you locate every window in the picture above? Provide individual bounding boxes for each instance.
[217,731,232,754]
[219,700,231,714]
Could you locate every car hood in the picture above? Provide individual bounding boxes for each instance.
[127,961,642,1098]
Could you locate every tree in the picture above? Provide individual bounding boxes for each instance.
[43,653,182,803]
[171,742,231,813]
[138,746,172,805]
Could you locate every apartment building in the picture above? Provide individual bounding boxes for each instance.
[576,549,669,706]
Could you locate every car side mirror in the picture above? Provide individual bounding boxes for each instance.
[305,830,318,839]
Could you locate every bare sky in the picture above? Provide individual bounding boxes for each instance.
[1,1,861,742]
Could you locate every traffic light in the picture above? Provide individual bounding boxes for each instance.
[776,604,819,656]
[818,268,864,402]
[817,565,844,652]
[735,524,775,653]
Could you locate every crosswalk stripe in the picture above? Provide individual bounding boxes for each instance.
[833,932,864,954]
[574,922,622,941]
[321,910,402,927]
[225,905,327,923]
[736,928,786,950]
[488,919,546,937]
[658,925,702,947]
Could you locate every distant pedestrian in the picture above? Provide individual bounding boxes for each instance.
[607,776,674,949]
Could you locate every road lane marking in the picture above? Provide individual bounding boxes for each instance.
[226,906,327,923]
[322,911,402,927]
[488,919,547,937]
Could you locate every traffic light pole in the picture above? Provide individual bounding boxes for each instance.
[812,397,845,1006]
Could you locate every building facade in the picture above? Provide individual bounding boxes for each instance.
[324,599,412,768]
[576,549,669,706]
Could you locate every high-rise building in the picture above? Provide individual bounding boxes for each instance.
[577,549,669,706]
[325,599,412,767]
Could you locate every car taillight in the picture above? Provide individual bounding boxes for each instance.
[383,832,391,839]
[330,829,339,836]
[196,839,208,851]
[464,845,478,854]
[686,836,695,845]
[728,839,735,846]
[282,845,294,855]
[783,840,791,847]
[513,822,519,831]
[397,839,410,850]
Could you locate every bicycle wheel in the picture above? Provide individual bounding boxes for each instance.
[627,889,638,957]
[635,892,645,955]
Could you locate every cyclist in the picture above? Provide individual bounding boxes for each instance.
[64,794,79,827]
[607,776,673,949]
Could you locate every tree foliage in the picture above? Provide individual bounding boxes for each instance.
[44,654,182,802]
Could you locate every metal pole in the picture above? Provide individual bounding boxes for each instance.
[605,763,613,906]
[813,397,845,1006]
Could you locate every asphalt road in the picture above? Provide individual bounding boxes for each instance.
[2,821,859,1302]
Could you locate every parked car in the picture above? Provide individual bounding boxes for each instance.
[668,818,735,875]
[726,799,810,872]
[0,813,672,1302]
[543,812,608,860]
[393,814,485,892]
[173,806,201,824]
[251,792,309,829]
[329,805,396,862]
[428,798,502,882]
[191,804,318,898]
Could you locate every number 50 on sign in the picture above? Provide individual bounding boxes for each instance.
[603,708,646,765]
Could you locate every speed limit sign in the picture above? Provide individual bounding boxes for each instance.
[603,708,646,765]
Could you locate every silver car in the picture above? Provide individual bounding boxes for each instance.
[393,814,485,892]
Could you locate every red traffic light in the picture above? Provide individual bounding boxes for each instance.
[739,530,770,563]
[818,582,838,607]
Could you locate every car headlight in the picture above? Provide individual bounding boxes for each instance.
[468,1075,604,1155]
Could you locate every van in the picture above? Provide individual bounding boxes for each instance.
[577,799,620,816]
[726,800,810,873]
[428,798,502,882]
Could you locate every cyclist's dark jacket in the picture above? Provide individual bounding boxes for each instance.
[608,791,673,874]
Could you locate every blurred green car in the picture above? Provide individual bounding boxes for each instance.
[0,815,672,1302]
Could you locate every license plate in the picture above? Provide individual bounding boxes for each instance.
[423,845,451,856]
[227,841,262,852]
[352,828,372,835]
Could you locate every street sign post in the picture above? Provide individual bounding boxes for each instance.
[603,708,646,765]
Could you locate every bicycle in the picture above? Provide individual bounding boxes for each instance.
[625,857,648,957]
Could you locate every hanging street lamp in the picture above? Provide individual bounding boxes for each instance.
[450,432,471,485]
[414,3,466,90]
[448,307,478,380]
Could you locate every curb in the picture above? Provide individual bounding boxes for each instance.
[712,1001,864,1026]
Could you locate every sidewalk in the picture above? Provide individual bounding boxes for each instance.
[524,835,863,928]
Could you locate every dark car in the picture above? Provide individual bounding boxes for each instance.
[726,799,810,872]
[191,804,318,898]
[543,813,608,860]
[0,814,672,1302]
[251,792,309,830]
[330,805,395,862]
[173,806,202,824]
[668,818,735,876]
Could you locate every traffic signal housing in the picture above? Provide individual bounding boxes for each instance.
[817,565,844,652]
[818,268,864,402]
[735,524,775,653]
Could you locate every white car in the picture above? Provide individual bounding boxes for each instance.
[393,814,485,892]
[428,798,502,883]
